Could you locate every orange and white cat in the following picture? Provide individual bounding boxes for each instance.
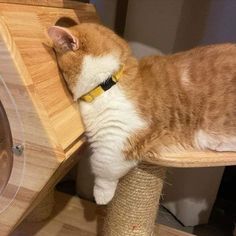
[48,23,236,204]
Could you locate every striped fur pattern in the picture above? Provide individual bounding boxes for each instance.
[48,23,236,204]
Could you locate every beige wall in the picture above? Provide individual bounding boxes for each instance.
[124,0,184,54]
[173,0,211,52]
[172,0,236,52]
[200,0,236,45]
[91,0,117,29]
[93,0,236,53]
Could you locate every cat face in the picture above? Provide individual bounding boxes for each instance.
[48,23,130,100]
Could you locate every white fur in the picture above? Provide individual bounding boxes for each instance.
[181,68,190,88]
[76,54,147,204]
[73,54,120,100]
[195,129,236,152]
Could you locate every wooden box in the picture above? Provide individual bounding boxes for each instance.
[0,1,99,235]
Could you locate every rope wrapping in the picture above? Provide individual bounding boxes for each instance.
[103,163,166,236]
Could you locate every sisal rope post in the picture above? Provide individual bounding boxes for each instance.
[103,163,166,236]
[26,189,55,222]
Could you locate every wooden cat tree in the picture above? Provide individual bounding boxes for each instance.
[1,1,236,236]
[0,1,98,235]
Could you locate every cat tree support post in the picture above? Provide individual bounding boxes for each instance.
[103,163,166,236]
[102,153,236,236]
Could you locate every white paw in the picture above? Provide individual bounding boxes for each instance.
[94,183,117,205]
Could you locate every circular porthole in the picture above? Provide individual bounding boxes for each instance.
[0,101,13,195]
[0,76,25,213]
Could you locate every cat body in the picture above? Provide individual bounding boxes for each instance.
[79,56,145,203]
[122,44,236,159]
[48,23,236,204]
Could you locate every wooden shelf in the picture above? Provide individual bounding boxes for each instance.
[146,150,236,168]
[13,191,195,236]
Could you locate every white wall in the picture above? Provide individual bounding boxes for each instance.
[91,0,193,54]
[91,0,236,53]
[124,0,184,54]
[200,0,236,45]
[91,0,117,29]
[172,0,211,52]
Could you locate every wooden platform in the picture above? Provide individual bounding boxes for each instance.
[12,191,195,236]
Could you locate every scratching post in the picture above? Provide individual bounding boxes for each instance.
[103,164,166,236]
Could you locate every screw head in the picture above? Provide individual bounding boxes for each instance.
[12,144,24,156]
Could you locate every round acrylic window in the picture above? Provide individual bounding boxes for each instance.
[0,101,13,195]
[0,75,25,213]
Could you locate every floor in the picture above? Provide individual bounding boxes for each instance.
[12,191,193,236]
[57,179,235,236]
[11,178,235,236]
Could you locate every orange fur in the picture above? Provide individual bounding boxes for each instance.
[51,23,130,90]
[49,22,236,162]
[121,44,236,161]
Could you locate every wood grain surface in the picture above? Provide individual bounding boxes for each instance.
[0,2,98,235]
[147,149,236,168]
[0,0,92,9]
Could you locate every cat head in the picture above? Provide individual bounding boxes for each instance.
[48,23,131,101]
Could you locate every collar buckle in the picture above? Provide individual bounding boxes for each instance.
[80,65,124,103]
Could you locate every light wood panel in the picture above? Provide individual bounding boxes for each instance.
[0,0,92,9]
[0,2,98,235]
[147,150,236,168]
[0,3,99,151]
[13,191,195,236]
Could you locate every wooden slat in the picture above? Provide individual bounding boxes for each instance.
[0,0,92,9]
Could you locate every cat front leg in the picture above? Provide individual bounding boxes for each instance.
[91,153,137,205]
[93,177,118,205]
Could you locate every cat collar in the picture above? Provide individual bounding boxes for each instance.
[80,65,124,102]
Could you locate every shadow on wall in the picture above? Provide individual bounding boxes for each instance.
[173,0,211,52]
[173,0,236,52]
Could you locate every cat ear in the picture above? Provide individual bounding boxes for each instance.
[47,26,79,52]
